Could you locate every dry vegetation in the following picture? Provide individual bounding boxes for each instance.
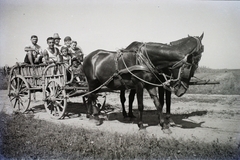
[1,112,239,159]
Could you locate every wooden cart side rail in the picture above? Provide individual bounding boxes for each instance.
[42,63,74,86]
[8,63,49,89]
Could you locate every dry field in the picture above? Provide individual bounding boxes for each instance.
[1,89,240,147]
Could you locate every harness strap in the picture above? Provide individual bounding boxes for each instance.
[114,51,129,89]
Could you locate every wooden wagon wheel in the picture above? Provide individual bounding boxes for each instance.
[44,79,67,119]
[8,75,31,113]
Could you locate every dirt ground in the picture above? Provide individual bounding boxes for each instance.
[1,90,240,147]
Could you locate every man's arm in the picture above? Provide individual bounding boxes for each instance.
[27,51,34,65]
[42,49,49,63]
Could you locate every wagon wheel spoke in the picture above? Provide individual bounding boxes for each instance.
[55,103,62,114]
[13,98,18,109]
[8,76,30,113]
[55,88,62,98]
[18,95,29,108]
[16,77,20,90]
[44,80,67,119]
[19,87,28,95]
[10,83,17,92]
[19,79,25,90]
[17,99,21,111]
[9,96,16,102]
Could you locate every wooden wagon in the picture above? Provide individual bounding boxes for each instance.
[7,63,98,119]
[7,62,219,120]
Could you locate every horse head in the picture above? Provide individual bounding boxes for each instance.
[169,33,204,97]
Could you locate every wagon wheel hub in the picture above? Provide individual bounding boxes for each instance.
[47,96,57,102]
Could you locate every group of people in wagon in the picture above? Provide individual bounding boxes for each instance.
[23,33,85,84]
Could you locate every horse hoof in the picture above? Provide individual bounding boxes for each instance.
[95,119,103,126]
[170,121,176,127]
[122,112,128,118]
[138,122,144,129]
[169,118,176,127]
[86,114,90,118]
[91,116,103,126]
[162,128,172,134]
[128,113,136,118]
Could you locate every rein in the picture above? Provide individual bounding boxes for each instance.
[83,36,202,96]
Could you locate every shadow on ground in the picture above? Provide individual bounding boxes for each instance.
[29,102,207,129]
[106,108,207,129]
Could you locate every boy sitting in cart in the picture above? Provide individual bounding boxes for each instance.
[61,46,72,67]
[71,57,86,86]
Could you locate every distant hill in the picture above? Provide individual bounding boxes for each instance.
[0,66,239,95]
[187,67,240,95]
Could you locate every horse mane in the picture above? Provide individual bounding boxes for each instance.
[169,36,190,46]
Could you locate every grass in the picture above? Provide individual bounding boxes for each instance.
[0,112,239,159]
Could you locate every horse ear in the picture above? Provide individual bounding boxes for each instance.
[199,32,204,40]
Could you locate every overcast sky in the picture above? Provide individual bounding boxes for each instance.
[0,0,239,69]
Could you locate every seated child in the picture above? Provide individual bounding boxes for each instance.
[71,57,85,83]
[61,46,72,67]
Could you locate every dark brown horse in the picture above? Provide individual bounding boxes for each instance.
[120,43,172,120]
[120,40,186,125]
[83,34,204,130]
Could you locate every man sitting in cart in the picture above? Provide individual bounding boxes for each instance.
[42,37,63,63]
[24,47,43,65]
[24,35,43,65]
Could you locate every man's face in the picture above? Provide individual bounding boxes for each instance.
[31,37,38,45]
[54,38,60,45]
[47,39,55,48]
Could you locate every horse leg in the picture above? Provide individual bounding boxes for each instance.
[136,84,144,129]
[128,89,136,118]
[86,93,102,125]
[158,86,165,110]
[166,90,175,126]
[120,89,128,118]
[148,87,171,133]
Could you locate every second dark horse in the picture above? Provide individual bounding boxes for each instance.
[83,34,204,130]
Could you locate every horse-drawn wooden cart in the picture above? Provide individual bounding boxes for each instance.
[7,61,219,121]
[7,63,98,119]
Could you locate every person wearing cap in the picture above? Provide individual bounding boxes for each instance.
[42,37,62,64]
[53,33,62,50]
[24,35,43,65]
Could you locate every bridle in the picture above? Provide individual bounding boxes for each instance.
[122,36,203,92]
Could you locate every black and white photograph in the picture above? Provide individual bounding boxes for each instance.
[0,0,240,159]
